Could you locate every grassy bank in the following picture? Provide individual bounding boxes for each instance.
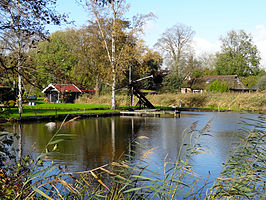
[77,92,266,112]
[1,103,116,120]
[1,92,265,120]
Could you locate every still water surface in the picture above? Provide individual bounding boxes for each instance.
[5,111,260,184]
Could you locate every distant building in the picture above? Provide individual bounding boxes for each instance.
[42,83,82,103]
[181,75,254,93]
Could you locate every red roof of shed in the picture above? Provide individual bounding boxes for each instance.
[53,84,81,93]
[42,83,82,93]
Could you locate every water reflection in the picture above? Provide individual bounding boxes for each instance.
[4,112,261,180]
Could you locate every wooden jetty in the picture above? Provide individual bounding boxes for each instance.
[120,110,181,118]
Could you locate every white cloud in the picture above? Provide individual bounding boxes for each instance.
[192,30,266,70]
[143,21,156,34]
[253,24,266,69]
[192,37,220,57]
[142,21,160,47]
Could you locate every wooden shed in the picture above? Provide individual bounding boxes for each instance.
[42,84,82,103]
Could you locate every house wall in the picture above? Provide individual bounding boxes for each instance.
[181,88,192,94]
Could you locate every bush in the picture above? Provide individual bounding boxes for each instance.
[8,100,15,107]
[257,75,266,91]
[184,94,207,107]
[240,76,259,87]
[207,80,229,92]
[161,73,183,93]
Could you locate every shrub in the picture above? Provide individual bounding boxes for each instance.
[257,75,266,91]
[161,72,184,93]
[184,94,207,107]
[207,80,229,92]
[8,100,15,107]
[240,75,259,87]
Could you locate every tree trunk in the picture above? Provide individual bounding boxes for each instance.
[95,75,100,97]
[111,3,116,110]
[18,62,23,114]
[111,70,116,110]
[129,65,134,106]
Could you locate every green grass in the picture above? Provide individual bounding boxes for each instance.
[1,102,115,119]
[25,103,111,110]
[8,109,118,118]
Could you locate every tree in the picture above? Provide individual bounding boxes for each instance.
[0,0,65,114]
[160,72,183,93]
[140,50,163,90]
[86,0,154,109]
[70,25,109,95]
[86,0,126,109]
[155,23,195,75]
[191,53,217,78]
[33,30,78,88]
[215,30,261,77]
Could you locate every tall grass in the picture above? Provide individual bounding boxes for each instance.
[77,92,266,112]
[208,115,266,199]
[0,116,76,199]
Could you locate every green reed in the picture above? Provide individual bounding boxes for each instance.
[208,115,266,199]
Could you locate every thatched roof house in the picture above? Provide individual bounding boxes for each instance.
[181,75,251,93]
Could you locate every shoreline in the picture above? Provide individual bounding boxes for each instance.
[1,106,260,123]
[3,111,121,123]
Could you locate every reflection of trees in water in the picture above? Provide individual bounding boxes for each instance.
[8,117,144,172]
[7,122,55,161]
[7,117,209,172]
[4,114,257,175]
[74,117,144,171]
[18,123,22,161]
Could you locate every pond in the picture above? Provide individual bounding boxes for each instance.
[4,111,261,186]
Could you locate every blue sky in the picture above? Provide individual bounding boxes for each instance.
[52,0,266,68]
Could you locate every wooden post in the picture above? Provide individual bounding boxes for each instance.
[174,110,180,118]
[129,65,134,106]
